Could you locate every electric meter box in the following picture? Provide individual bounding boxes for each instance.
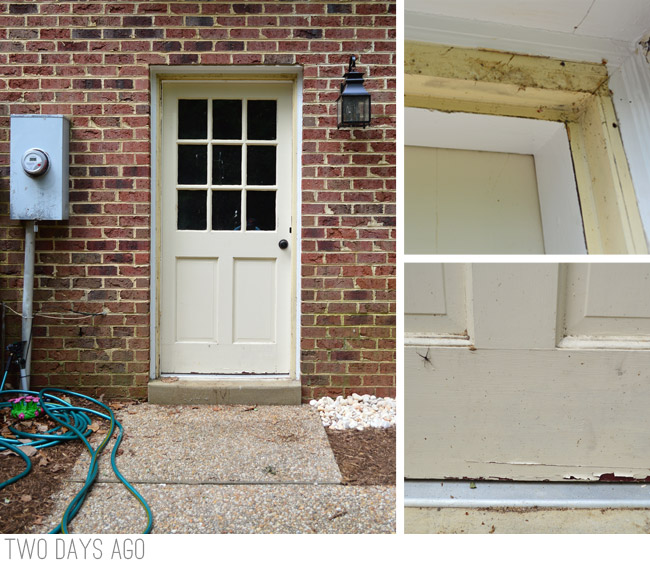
[10,114,70,221]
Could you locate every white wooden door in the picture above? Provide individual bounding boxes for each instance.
[405,263,650,481]
[160,81,294,376]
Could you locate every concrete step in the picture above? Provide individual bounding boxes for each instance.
[148,377,301,405]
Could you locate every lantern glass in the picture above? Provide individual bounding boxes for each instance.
[338,94,371,128]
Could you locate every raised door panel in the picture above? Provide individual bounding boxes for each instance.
[559,264,650,348]
[405,146,545,254]
[405,263,470,344]
[175,258,219,343]
[472,263,559,350]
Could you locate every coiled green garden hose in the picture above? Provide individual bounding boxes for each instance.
[0,364,153,533]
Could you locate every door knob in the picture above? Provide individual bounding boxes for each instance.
[278,239,289,249]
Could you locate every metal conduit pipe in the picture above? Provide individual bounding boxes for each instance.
[20,220,36,390]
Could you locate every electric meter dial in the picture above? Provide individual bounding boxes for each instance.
[21,148,50,177]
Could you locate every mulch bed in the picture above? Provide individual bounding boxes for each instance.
[326,426,396,486]
[0,397,132,534]
[0,441,83,534]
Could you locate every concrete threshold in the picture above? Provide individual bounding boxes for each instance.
[405,480,650,508]
[148,377,301,405]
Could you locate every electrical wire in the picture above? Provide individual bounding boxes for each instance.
[0,363,153,533]
[2,304,105,320]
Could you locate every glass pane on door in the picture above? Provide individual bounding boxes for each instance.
[246,191,276,231]
[178,99,207,139]
[213,100,242,140]
[177,145,207,185]
[212,190,242,231]
[247,146,276,185]
[212,145,242,185]
[247,100,277,140]
[177,190,207,230]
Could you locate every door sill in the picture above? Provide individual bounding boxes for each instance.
[160,373,291,380]
[405,480,650,509]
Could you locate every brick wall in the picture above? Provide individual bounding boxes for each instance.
[0,0,396,401]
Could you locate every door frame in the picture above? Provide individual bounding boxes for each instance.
[149,66,303,382]
[406,108,587,254]
[404,9,650,241]
[405,41,649,254]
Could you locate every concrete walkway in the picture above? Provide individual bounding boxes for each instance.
[30,404,395,534]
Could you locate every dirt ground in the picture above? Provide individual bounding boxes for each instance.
[0,406,396,534]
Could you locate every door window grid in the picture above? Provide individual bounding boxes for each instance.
[176,98,278,232]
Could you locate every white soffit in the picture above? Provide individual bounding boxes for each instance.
[404,12,632,66]
[406,0,650,43]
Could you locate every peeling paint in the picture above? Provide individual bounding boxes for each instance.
[639,34,650,63]
[598,473,650,483]
[406,41,609,94]
[561,472,650,482]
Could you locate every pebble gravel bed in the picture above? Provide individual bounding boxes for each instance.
[310,394,396,431]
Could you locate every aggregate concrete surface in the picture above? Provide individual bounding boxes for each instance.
[30,404,395,534]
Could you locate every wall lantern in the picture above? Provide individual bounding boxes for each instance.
[337,56,371,128]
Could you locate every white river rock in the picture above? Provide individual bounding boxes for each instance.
[310,394,396,431]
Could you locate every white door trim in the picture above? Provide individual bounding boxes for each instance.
[149,66,303,382]
[406,108,588,254]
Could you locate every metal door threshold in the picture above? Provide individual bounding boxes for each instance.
[405,481,650,509]
[160,373,291,380]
